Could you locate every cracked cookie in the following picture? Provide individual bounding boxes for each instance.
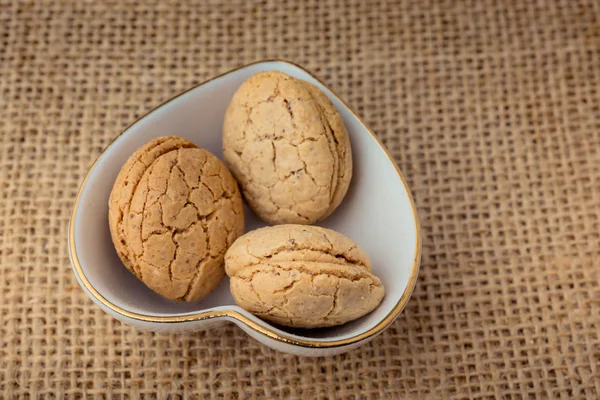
[225,225,384,328]
[109,136,245,301]
[222,71,352,225]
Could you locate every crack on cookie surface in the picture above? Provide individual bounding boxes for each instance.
[177,252,213,301]
[324,279,340,321]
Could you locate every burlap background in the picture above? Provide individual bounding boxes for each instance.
[1,0,599,398]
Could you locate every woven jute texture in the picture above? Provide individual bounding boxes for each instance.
[1,0,600,398]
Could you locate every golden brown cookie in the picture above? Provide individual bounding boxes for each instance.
[109,136,197,272]
[225,225,384,328]
[222,71,352,225]
[108,136,245,301]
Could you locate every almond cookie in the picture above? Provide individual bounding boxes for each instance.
[109,136,245,301]
[222,71,352,225]
[225,225,384,328]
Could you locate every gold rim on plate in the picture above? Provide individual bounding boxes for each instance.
[68,60,421,349]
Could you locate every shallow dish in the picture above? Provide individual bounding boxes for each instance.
[68,60,421,356]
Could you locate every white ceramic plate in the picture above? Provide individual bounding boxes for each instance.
[68,60,421,356]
